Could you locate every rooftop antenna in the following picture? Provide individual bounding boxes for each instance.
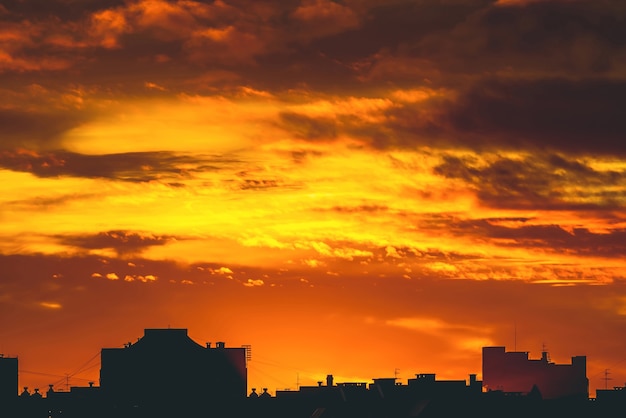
[514,321,517,351]
[603,369,612,390]
[540,342,550,362]
[394,368,400,381]
[241,344,252,364]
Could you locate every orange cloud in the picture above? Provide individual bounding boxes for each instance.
[89,8,128,48]
[39,301,62,309]
[243,278,264,287]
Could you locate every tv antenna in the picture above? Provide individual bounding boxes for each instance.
[603,369,612,390]
[241,344,252,363]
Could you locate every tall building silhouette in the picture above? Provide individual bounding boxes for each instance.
[100,328,247,414]
[482,346,588,399]
[0,355,18,412]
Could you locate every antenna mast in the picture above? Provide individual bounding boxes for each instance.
[603,369,612,390]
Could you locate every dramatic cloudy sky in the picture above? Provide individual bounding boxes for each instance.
[1,0,626,395]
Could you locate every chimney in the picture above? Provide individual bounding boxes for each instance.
[216,341,225,348]
[326,374,334,387]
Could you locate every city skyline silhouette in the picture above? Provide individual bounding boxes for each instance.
[3,327,625,418]
[1,327,615,397]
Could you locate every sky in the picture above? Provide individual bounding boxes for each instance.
[1,0,626,396]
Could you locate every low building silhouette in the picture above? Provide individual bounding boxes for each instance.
[407,372,482,398]
[47,382,103,418]
[482,346,588,400]
[265,372,486,418]
[596,384,626,402]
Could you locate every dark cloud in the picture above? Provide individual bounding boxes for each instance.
[316,77,626,155]
[275,76,626,156]
[448,218,626,259]
[268,0,626,154]
[329,205,389,214]
[239,179,281,190]
[1,0,127,20]
[312,0,493,63]
[1,0,624,92]
[442,78,626,155]
[57,230,178,256]
[290,149,325,164]
[0,0,363,84]
[0,149,239,182]
[362,0,626,81]
[5,192,101,211]
[278,112,338,140]
[3,0,624,133]
[434,153,626,210]
[233,169,303,191]
[0,107,91,148]
[244,0,494,92]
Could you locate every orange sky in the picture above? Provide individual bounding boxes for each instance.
[1,0,626,397]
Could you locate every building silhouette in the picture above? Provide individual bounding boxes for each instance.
[100,328,247,415]
[0,355,18,412]
[482,346,588,400]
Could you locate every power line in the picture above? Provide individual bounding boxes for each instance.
[67,351,101,378]
[19,350,101,390]
[19,370,67,379]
